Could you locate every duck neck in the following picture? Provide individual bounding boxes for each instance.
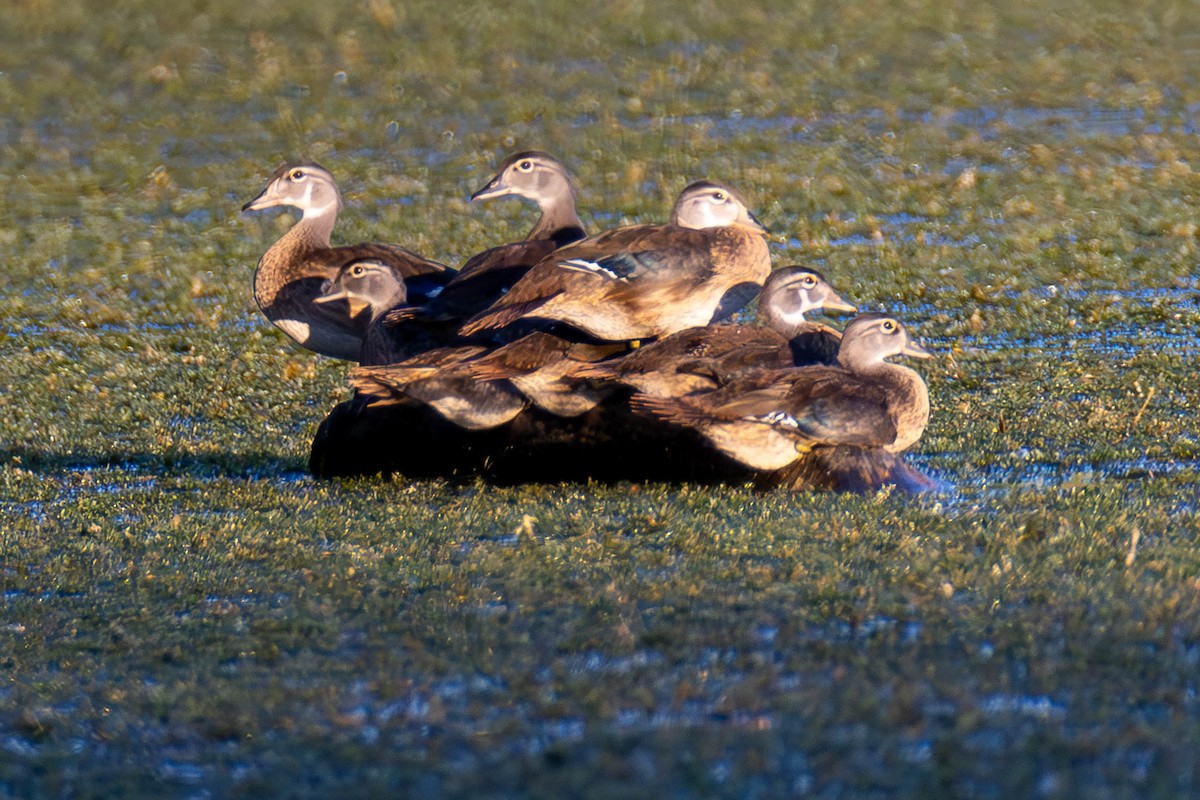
[254,205,339,307]
[526,198,585,245]
[837,350,890,376]
[271,204,338,257]
[760,302,811,340]
[297,203,339,247]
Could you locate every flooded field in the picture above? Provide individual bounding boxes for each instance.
[3,0,1200,796]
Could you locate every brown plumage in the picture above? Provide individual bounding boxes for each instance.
[570,266,856,397]
[461,332,627,417]
[387,151,586,326]
[630,313,933,471]
[459,181,770,341]
[349,345,527,430]
[242,161,452,360]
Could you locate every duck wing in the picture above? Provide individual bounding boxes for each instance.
[350,345,490,396]
[464,332,573,379]
[460,225,712,335]
[724,371,898,448]
[391,238,566,323]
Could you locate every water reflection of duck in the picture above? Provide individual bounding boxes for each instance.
[631,313,932,471]
[459,180,771,341]
[570,265,856,397]
[242,161,452,360]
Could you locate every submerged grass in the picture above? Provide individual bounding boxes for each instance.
[3,0,1200,796]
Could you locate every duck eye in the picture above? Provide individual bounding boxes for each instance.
[802,276,816,287]
[882,320,897,333]
[517,160,533,172]
[290,169,306,181]
[712,191,726,202]
[351,265,365,277]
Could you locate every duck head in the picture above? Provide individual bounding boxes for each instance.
[836,312,932,371]
[471,151,575,206]
[759,266,857,335]
[670,181,768,234]
[242,161,343,220]
[315,260,408,321]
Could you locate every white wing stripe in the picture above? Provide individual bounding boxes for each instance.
[559,258,622,281]
[758,411,801,429]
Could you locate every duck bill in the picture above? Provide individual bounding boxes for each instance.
[241,183,281,213]
[821,291,857,314]
[741,210,769,235]
[313,288,349,305]
[470,174,512,202]
[902,340,934,359]
[316,290,368,318]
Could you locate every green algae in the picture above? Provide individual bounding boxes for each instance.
[3,0,1200,796]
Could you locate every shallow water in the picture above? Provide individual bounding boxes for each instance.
[5,1,1200,797]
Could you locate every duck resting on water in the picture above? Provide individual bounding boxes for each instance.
[242,161,452,360]
[631,313,933,472]
[459,180,771,342]
[570,265,856,398]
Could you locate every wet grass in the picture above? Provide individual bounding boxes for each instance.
[3,0,1200,796]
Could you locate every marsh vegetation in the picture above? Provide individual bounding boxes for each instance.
[2,0,1200,796]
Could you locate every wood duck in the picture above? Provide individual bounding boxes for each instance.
[631,313,932,471]
[314,258,453,365]
[349,345,527,430]
[387,151,586,326]
[462,150,587,274]
[314,260,407,323]
[756,265,857,364]
[570,266,855,397]
[459,180,770,341]
[462,332,627,417]
[242,161,453,360]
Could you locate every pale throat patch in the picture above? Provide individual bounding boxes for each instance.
[774,304,809,326]
[274,318,312,344]
[303,201,338,220]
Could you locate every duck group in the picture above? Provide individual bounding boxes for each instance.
[243,152,936,492]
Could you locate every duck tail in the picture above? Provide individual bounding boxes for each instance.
[349,366,404,401]
[459,294,556,336]
[349,365,441,399]
[563,361,614,381]
[627,393,707,427]
[382,305,424,325]
[384,302,459,326]
[460,360,512,382]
